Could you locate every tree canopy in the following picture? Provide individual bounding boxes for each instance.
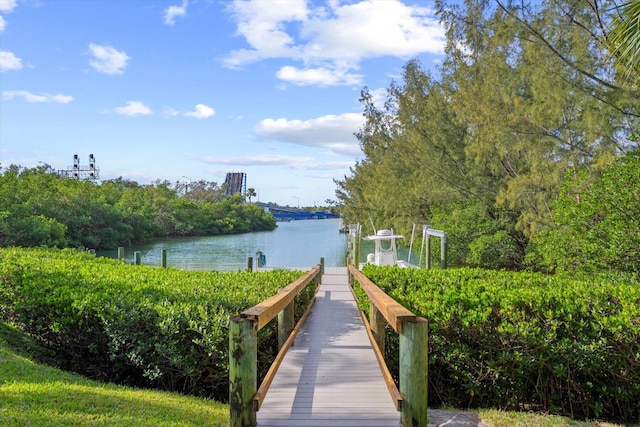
[0,165,276,249]
[336,0,639,272]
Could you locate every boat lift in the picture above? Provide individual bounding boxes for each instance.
[351,224,448,269]
[420,225,447,269]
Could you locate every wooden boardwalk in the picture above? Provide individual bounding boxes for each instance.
[257,267,401,427]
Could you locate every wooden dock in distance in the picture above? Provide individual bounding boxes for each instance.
[256,267,401,427]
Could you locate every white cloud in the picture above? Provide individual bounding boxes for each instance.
[223,0,445,86]
[276,65,362,87]
[0,0,17,33]
[0,0,17,12]
[223,0,309,69]
[184,103,215,119]
[303,1,444,59]
[2,90,73,103]
[114,101,152,116]
[0,50,22,71]
[164,0,188,26]
[166,104,216,119]
[254,112,362,155]
[88,44,130,75]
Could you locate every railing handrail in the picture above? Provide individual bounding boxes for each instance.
[347,263,429,427]
[230,262,323,427]
[253,292,316,410]
[348,265,416,331]
[241,264,321,330]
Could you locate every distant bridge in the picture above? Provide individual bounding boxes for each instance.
[225,172,246,196]
[255,202,340,221]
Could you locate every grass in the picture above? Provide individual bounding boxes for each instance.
[0,322,229,427]
[478,409,630,427]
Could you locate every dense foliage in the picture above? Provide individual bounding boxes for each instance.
[0,247,309,402]
[530,151,640,274]
[357,265,640,423]
[336,0,639,272]
[0,165,276,250]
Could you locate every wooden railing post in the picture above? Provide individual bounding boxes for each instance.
[229,316,258,427]
[134,251,141,265]
[278,294,294,350]
[161,249,167,268]
[370,303,386,355]
[117,247,125,261]
[348,224,360,266]
[400,318,428,427]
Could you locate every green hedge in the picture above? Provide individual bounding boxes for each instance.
[0,247,307,402]
[358,265,640,423]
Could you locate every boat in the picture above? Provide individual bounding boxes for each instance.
[362,229,415,268]
[350,223,448,269]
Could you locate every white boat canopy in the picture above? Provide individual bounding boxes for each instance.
[362,229,404,241]
[363,229,405,266]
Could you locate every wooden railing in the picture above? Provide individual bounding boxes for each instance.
[229,262,323,427]
[348,264,429,427]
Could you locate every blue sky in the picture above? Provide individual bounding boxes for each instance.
[1,0,445,207]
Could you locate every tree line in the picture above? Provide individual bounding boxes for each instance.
[0,164,276,250]
[336,0,639,274]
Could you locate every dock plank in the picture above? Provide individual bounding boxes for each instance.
[257,271,400,427]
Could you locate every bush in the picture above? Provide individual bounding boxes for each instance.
[357,265,640,423]
[6,214,68,248]
[467,230,522,269]
[530,151,640,274]
[429,203,523,269]
[0,247,306,401]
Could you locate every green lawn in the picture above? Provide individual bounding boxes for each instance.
[0,322,229,427]
[477,409,628,427]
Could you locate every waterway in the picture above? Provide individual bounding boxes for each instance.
[99,217,350,271]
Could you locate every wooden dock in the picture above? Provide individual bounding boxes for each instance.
[257,267,401,427]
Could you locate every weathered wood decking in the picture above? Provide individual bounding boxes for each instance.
[257,267,401,427]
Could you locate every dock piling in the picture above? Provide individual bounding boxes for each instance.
[161,249,167,268]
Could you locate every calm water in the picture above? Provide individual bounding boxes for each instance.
[99,217,349,271]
